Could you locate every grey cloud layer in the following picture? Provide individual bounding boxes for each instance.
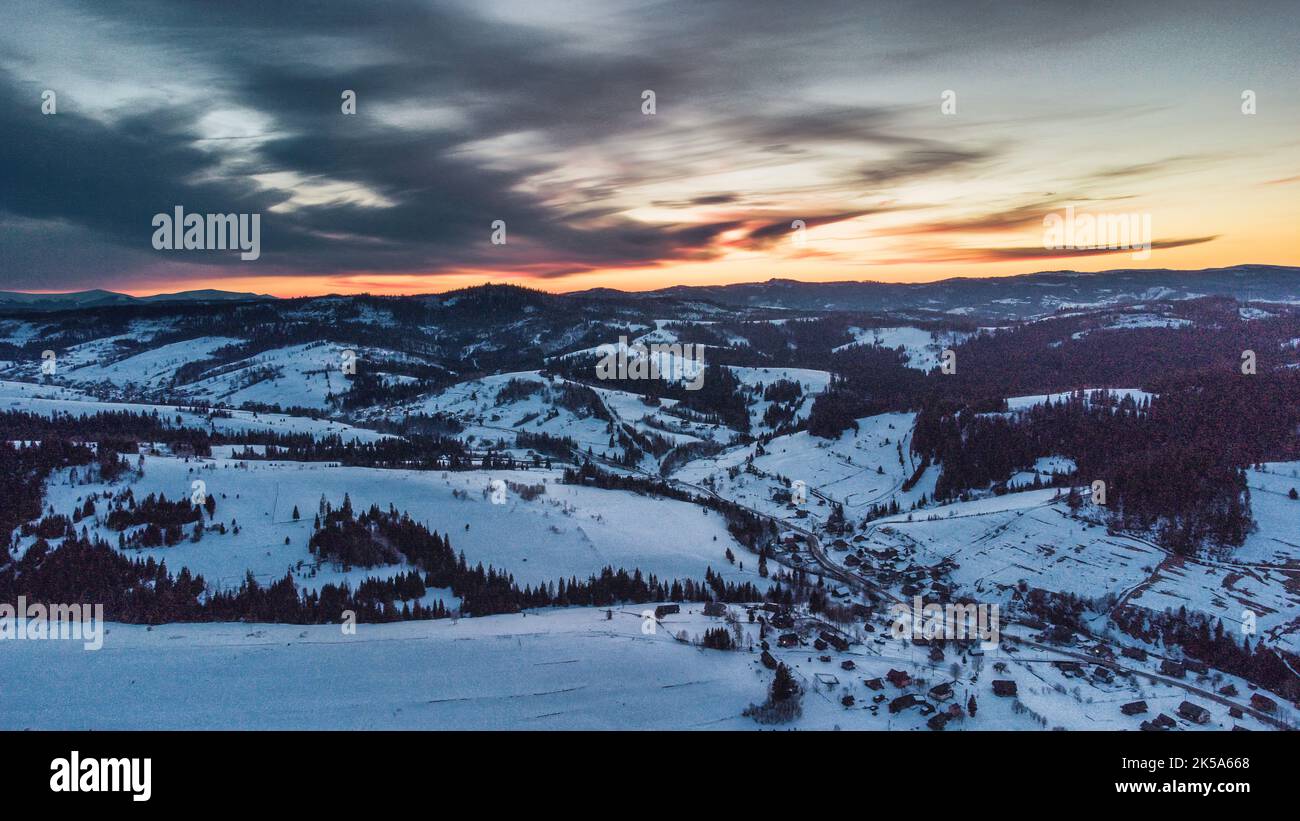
[1,0,1294,289]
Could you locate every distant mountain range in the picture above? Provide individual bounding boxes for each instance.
[580,265,1300,319]
[4,265,1298,320]
[0,288,273,312]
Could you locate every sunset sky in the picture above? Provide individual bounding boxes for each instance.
[2,0,1298,297]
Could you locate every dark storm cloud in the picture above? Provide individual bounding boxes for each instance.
[1,0,1278,290]
[0,0,713,286]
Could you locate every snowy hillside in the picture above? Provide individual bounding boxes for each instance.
[3,283,1299,731]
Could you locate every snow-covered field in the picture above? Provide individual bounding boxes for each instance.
[34,456,764,592]
[56,336,242,390]
[0,334,432,411]
[2,606,1280,730]
[861,488,1300,656]
[833,326,973,370]
[169,341,354,409]
[0,381,388,442]
[674,412,937,524]
[1004,388,1155,412]
[2,299,1297,733]
[380,371,622,457]
[1240,462,1300,565]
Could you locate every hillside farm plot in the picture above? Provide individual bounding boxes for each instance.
[674,412,939,524]
[0,381,389,442]
[867,490,1300,655]
[34,457,765,593]
[385,371,622,458]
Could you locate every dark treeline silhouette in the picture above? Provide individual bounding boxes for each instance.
[3,509,770,624]
[229,433,473,469]
[548,356,751,433]
[1111,605,1300,702]
[929,299,1300,401]
[338,368,448,410]
[0,439,110,541]
[0,409,214,455]
[104,490,204,532]
[808,302,1300,439]
[1021,588,1299,702]
[910,373,1300,554]
[513,430,572,462]
[101,486,215,548]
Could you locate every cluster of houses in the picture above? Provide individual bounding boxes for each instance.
[1051,657,1132,687]
[1120,697,1220,729]
[1131,700,1212,730]
[820,531,961,600]
[1126,689,1274,730]
[870,668,968,730]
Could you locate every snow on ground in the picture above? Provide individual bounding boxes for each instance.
[591,383,736,449]
[1009,456,1078,488]
[1,604,1274,730]
[59,336,242,390]
[1004,388,1154,412]
[381,371,621,458]
[8,335,434,411]
[673,412,938,526]
[176,342,357,409]
[0,381,388,442]
[727,365,831,395]
[864,489,1300,655]
[727,365,830,431]
[1071,314,1193,339]
[0,320,47,344]
[36,456,765,593]
[832,326,973,370]
[1238,461,1300,565]
[564,337,705,389]
[385,369,741,467]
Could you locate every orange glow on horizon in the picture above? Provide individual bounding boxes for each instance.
[106,245,1300,300]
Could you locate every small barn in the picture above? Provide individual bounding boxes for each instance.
[886,668,912,688]
[1177,701,1211,724]
[1249,693,1277,713]
[1159,660,1185,678]
[1121,646,1148,662]
[928,682,954,702]
[991,680,1017,697]
[889,694,919,714]
[819,631,849,652]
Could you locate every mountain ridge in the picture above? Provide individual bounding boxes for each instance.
[4,264,1298,319]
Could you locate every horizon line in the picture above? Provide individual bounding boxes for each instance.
[5,262,1297,301]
